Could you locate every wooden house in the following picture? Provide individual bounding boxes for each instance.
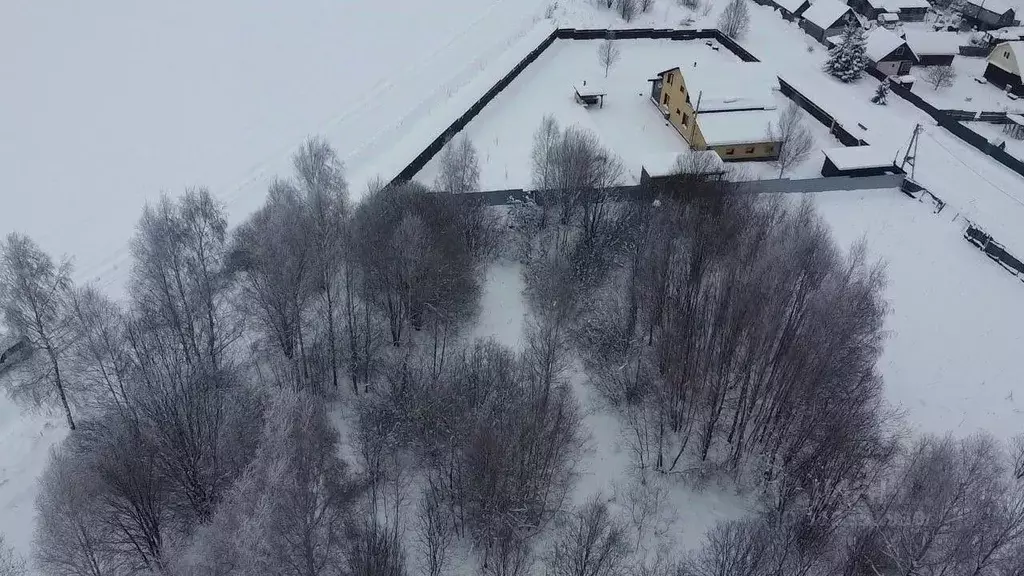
[849,0,929,21]
[903,30,960,66]
[649,63,782,161]
[801,0,862,42]
[985,41,1024,95]
[962,0,1017,30]
[863,26,917,75]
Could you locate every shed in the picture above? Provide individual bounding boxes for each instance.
[772,0,811,20]
[904,31,961,66]
[800,0,861,42]
[640,151,727,188]
[573,80,606,108]
[984,41,1024,96]
[878,12,900,27]
[820,146,903,176]
[863,27,917,75]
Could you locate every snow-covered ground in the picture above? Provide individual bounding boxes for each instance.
[415,38,839,188]
[811,187,1024,441]
[1,0,552,295]
[911,55,1024,112]
[966,120,1024,160]
[738,2,1024,257]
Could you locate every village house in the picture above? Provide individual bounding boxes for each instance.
[649,62,781,161]
[903,30,960,66]
[771,0,811,21]
[800,0,862,42]
[985,41,1024,95]
[962,0,1017,30]
[861,26,918,75]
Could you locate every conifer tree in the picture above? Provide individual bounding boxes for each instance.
[872,78,890,104]
[825,25,868,83]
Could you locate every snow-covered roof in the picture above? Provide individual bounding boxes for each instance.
[864,27,911,62]
[879,12,900,21]
[773,0,809,14]
[642,151,726,177]
[903,30,961,56]
[884,0,931,10]
[965,0,1016,14]
[802,0,855,30]
[1007,113,1024,125]
[574,80,605,97]
[823,146,898,170]
[991,27,1024,41]
[697,109,780,147]
[682,62,779,112]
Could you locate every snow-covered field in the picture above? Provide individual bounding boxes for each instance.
[811,188,1024,441]
[1,0,552,294]
[741,3,1024,257]
[415,38,839,188]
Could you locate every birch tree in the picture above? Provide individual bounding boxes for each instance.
[0,233,77,429]
[293,136,349,390]
[768,102,815,177]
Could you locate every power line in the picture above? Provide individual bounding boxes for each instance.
[920,128,1024,210]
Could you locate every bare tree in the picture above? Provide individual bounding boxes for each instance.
[531,115,562,228]
[435,136,481,195]
[544,496,630,576]
[68,286,133,415]
[717,0,750,39]
[34,447,111,576]
[768,102,815,177]
[293,136,349,391]
[231,180,315,389]
[639,0,654,11]
[416,479,454,576]
[597,37,621,78]
[130,188,234,372]
[0,536,25,576]
[0,233,77,429]
[681,518,773,576]
[348,521,408,576]
[177,390,361,576]
[616,0,638,21]
[925,65,956,90]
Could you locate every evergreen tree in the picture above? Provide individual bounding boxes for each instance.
[825,25,868,83]
[872,78,890,104]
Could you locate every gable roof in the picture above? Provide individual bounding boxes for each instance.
[903,30,961,56]
[965,0,1016,15]
[803,0,858,29]
[773,0,810,14]
[670,62,779,112]
[864,26,913,62]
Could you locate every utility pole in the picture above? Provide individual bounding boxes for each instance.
[900,123,922,180]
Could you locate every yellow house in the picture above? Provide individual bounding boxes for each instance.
[650,62,782,161]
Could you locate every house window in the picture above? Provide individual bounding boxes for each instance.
[682,112,689,126]
[1006,50,1011,58]
[893,46,903,56]
[725,148,735,155]
[667,73,673,84]
[675,108,681,116]
[745,146,755,154]
[663,93,670,105]
[766,145,775,154]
